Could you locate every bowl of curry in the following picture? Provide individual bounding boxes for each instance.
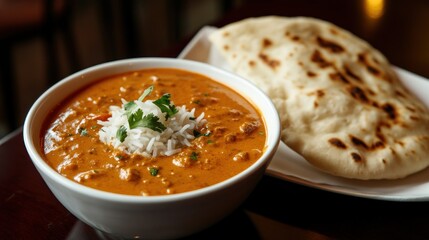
[23,58,281,239]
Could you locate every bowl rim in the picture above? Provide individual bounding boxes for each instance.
[23,57,281,203]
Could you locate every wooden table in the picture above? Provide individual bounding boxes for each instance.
[2,1,429,239]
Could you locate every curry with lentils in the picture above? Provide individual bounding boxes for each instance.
[42,68,266,196]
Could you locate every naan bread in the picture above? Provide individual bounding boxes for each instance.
[209,16,429,179]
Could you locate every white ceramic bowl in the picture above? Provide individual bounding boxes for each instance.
[23,58,281,239]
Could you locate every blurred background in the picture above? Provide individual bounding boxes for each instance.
[0,0,243,138]
[1,0,429,139]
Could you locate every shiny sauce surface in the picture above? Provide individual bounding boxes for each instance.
[42,68,266,196]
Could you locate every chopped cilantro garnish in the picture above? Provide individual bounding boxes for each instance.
[124,101,138,118]
[207,140,213,144]
[128,110,166,132]
[115,154,124,160]
[138,85,154,102]
[153,94,178,120]
[190,151,199,161]
[122,86,181,134]
[78,127,88,136]
[124,101,137,111]
[116,125,127,142]
[192,100,201,105]
[149,167,159,176]
[193,130,210,138]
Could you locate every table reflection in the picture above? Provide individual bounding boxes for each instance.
[64,206,331,240]
[64,209,260,240]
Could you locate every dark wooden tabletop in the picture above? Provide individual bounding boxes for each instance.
[2,1,429,239]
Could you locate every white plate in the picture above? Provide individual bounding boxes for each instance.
[178,26,429,201]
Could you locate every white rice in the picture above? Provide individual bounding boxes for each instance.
[98,98,206,157]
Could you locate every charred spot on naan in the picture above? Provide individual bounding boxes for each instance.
[367,65,382,76]
[366,88,376,96]
[258,53,280,70]
[381,103,397,120]
[262,38,273,48]
[351,152,363,162]
[357,52,393,82]
[307,89,325,97]
[285,31,301,42]
[343,65,362,82]
[328,65,363,85]
[316,36,345,53]
[372,141,385,149]
[348,86,370,104]
[328,138,347,149]
[375,122,389,143]
[329,27,339,35]
[307,89,325,108]
[372,102,380,108]
[329,72,350,84]
[248,60,256,67]
[311,50,331,68]
[410,116,421,121]
[395,90,407,98]
[349,135,385,150]
[358,53,378,71]
[307,71,317,77]
[406,106,417,112]
[350,135,368,149]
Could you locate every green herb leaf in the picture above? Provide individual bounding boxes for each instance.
[128,109,143,128]
[124,101,138,118]
[79,127,88,136]
[193,130,210,138]
[153,94,178,120]
[128,110,166,132]
[190,151,199,161]
[149,167,159,176]
[138,85,154,102]
[123,86,169,133]
[124,101,136,111]
[116,125,128,142]
[115,154,124,160]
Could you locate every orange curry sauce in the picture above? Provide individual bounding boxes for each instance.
[42,68,266,196]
